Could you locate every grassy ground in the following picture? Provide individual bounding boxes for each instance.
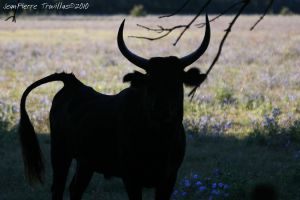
[0,15,300,199]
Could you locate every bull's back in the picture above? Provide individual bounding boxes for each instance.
[49,82,130,175]
[49,81,112,150]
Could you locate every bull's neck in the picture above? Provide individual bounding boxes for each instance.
[140,88,184,127]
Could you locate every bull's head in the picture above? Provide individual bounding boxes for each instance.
[118,15,210,124]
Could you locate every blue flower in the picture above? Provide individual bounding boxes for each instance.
[196,181,202,186]
[223,184,230,190]
[211,189,220,196]
[212,168,221,176]
[272,108,281,118]
[184,179,191,187]
[218,182,224,188]
[212,182,217,189]
[172,171,231,199]
[193,174,199,179]
[180,191,187,196]
[199,186,207,192]
[225,121,233,129]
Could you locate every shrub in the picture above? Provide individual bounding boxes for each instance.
[0,101,18,132]
[280,7,293,15]
[243,94,265,110]
[215,87,236,105]
[130,4,147,17]
[247,108,300,147]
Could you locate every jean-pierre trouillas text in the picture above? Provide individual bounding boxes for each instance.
[3,2,89,10]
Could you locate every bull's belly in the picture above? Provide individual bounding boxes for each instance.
[140,170,166,188]
[93,164,167,187]
[67,129,183,187]
[74,150,122,179]
[74,150,172,187]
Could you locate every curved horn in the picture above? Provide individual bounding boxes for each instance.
[180,14,211,68]
[118,19,149,70]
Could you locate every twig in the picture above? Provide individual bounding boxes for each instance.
[130,0,212,45]
[196,0,243,28]
[136,24,187,34]
[5,0,20,22]
[129,24,187,41]
[159,0,192,18]
[250,0,274,30]
[172,0,212,46]
[129,32,172,41]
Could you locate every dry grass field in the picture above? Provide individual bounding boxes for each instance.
[0,15,300,200]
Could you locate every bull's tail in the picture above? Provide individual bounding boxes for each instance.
[19,72,75,185]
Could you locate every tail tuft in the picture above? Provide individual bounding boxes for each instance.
[19,105,45,185]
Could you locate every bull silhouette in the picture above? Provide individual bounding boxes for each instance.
[19,15,210,200]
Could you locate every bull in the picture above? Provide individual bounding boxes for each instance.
[19,15,210,200]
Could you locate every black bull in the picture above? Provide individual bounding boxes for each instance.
[19,15,210,200]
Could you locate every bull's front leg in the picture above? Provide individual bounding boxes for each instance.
[122,177,143,200]
[155,174,177,200]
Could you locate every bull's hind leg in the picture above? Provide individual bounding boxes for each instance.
[51,138,72,200]
[155,175,177,200]
[122,177,143,200]
[69,162,93,200]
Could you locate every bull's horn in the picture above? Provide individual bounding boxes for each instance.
[180,14,211,68]
[118,19,149,70]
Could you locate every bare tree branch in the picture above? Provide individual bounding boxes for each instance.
[189,0,250,99]
[206,0,250,76]
[133,0,276,46]
[250,0,274,30]
[196,0,244,28]
[130,0,213,45]
[131,0,245,43]
[159,0,192,18]
[172,0,213,46]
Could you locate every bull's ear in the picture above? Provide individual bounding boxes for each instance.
[183,68,207,87]
[123,72,137,83]
[123,71,147,87]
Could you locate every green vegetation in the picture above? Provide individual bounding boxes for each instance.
[280,6,294,15]
[215,87,236,105]
[0,15,300,199]
[130,4,147,17]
